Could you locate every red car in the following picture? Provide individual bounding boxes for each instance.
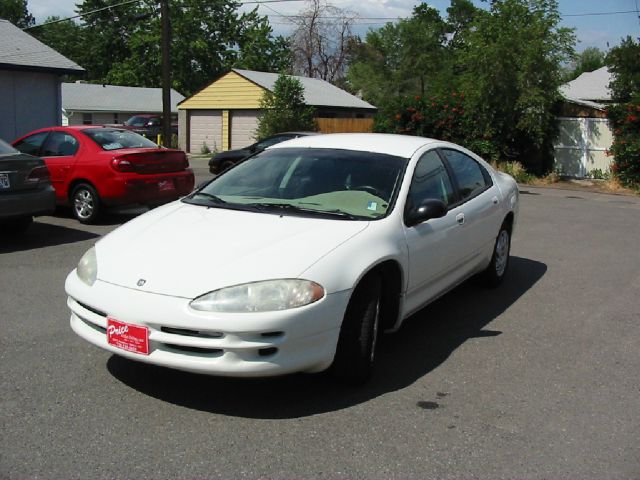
[12,126,194,223]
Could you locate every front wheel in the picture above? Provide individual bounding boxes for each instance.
[481,223,511,287]
[71,183,101,224]
[331,274,382,385]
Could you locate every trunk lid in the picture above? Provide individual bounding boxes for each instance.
[111,148,189,174]
[0,152,49,193]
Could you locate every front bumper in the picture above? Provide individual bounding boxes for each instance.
[65,271,350,376]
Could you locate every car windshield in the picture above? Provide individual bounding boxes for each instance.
[82,128,158,151]
[0,138,18,155]
[124,116,150,127]
[184,147,408,220]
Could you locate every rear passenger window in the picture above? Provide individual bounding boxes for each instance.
[41,132,79,157]
[13,132,49,156]
[441,149,490,201]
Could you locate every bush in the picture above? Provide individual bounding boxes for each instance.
[255,74,316,140]
[607,102,640,189]
[200,142,211,155]
[491,161,535,184]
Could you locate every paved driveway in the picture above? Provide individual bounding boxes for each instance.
[1,184,639,479]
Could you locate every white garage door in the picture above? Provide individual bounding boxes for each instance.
[230,110,260,149]
[554,117,613,177]
[189,110,222,154]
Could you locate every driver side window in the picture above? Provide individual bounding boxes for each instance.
[406,150,455,213]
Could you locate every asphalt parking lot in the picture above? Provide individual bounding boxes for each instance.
[1,171,639,479]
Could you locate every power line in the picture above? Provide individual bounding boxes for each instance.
[23,0,143,29]
[562,10,637,17]
[22,0,305,30]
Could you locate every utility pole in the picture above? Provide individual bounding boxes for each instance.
[160,0,172,147]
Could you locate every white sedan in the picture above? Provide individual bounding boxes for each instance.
[66,133,518,384]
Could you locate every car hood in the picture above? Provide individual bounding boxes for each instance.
[95,202,369,298]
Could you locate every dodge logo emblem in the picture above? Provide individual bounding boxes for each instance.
[137,279,146,287]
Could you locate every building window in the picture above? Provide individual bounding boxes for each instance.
[113,113,120,124]
[82,113,93,125]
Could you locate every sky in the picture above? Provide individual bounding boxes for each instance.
[25,0,640,52]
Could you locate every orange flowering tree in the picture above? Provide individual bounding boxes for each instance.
[388,92,500,161]
[606,36,640,189]
[607,103,640,188]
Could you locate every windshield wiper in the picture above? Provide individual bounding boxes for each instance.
[247,203,360,220]
[183,191,228,207]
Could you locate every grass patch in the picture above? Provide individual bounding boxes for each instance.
[491,161,536,184]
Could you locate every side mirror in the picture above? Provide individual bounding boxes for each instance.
[405,199,447,227]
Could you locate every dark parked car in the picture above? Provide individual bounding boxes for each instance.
[0,138,55,233]
[208,132,318,174]
[108,114,178,141]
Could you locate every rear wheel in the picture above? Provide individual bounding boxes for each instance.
[331,274,382,385]
[481,222,511,287]
[71,183,101,224]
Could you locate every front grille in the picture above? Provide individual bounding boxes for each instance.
[77,301,107,318]
[161,344,223,356]
[160,326,223,339]
[79,316,106,334]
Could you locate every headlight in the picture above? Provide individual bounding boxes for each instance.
[190,279,324,313]
[77,247,97,286]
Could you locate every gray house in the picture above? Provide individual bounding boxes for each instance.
[0,19,84,142]
[62,82,185,126]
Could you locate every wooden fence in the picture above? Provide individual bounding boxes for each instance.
[315,117,374,133]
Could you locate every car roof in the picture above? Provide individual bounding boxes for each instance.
[269,133,439,158]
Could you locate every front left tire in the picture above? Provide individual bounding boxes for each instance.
[331,274,382,385]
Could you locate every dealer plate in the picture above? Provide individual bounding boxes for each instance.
[106,318,149,355]
[0,173,9,189]
[158,179,175,192]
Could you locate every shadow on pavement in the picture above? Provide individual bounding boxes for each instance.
[54,206,147,227]
[0,220,100,253]
[107,256,547,418]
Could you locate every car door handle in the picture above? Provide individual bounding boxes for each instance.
[456,213,465,225]
[492,196,499,205]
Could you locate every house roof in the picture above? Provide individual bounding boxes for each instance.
[0,19,84,74]
[62,82,185,113]
[232,69,376,110]
[560,67,612,107]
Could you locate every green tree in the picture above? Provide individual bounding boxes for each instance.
[458,0,575,172]
[33,0,291,96]
[255,74,316,139]
[347,5,449,100]
[607,36,640,102]
[0,0,34,28]
[563,47,606,82]
[31,17,88,79]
